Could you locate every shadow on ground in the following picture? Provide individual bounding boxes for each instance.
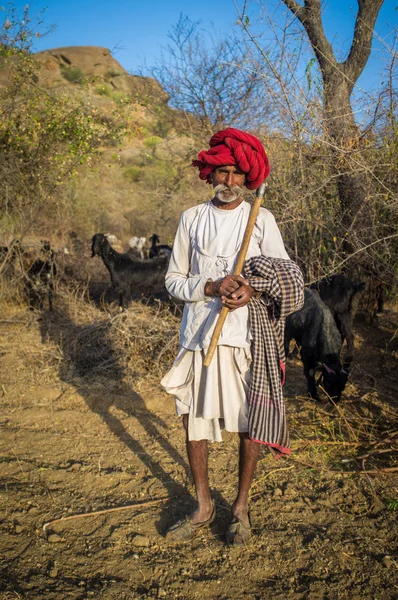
[37,307,231,536]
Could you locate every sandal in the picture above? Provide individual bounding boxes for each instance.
[165,501,216,543]
[225,513,252,546]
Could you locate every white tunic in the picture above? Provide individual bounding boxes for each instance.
[165,200,289,350]
[161,200,289,441]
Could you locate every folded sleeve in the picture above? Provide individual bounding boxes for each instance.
[165,213,210,302]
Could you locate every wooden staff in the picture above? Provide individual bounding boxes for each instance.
[203,182,267,367]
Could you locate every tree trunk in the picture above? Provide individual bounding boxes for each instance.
[323,72,365,234]
[282,0,384,255]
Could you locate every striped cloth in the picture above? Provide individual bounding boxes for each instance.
[243,256,304,456]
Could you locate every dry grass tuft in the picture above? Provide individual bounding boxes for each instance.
[36,288,182,384]
[286,392,398,475]
[64,301,180,380]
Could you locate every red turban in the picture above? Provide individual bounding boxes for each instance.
[192,128,270,190]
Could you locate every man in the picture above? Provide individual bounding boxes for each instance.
[161,128,303,545]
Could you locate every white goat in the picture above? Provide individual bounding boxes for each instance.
[128,236,146,259]
[105,233,124,253]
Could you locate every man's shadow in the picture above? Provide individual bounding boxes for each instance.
[38,307,228,536]
[38,306,192,533]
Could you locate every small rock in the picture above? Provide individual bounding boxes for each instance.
[49,568,58,578]
[70,463,81,471]
[47,534,62,544]
[14,525,23,534]
[132,534,150,547]
[274,488,283,497]
[133,553,139,559]
[371,498,384,515]
[381,555,393,569]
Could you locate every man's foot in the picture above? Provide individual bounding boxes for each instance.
[225,504,251,546]
[165,501,216,543]
[225,513,252,546]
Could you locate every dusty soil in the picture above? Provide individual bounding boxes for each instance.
[0,291,397,600]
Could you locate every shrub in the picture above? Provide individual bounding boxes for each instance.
[61,66,85,84]
[144,135,163,149]
[123,166,142,183]
[142,163,177,188]
[95,85,129,104]
[95,84,112,96]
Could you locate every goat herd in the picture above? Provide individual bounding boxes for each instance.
[0,232,369,403]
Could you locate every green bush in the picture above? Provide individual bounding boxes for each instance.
[95,85,129,104]
[123,166,142,183]
[142,163,177,188]
[61,66,85,84]
[111,90,130,104]
[144,135,163,149]
[95,84,112,96]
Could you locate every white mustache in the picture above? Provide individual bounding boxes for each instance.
[213,184,242,203]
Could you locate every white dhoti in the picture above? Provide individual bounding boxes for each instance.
[160,346,252,442]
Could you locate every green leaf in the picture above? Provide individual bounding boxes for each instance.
[305,57,316,90]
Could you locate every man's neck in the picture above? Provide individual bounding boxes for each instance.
[211,197,244,211]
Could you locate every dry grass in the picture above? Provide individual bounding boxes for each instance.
[63,298,181,381]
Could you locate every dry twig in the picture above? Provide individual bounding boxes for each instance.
[43,495,176,532]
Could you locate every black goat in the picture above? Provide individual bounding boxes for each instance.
[284,288,348,402]
[25,241,57,310]
[0,239,19,279]
[310,274,365,367]
[149,233,172,259]
[91,233,169,309]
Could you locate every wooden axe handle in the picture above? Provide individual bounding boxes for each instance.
[203,183,267,367]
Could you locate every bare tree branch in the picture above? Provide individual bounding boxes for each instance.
[344,0,384,89]
[282,0,304,19]
[282,0,337,77]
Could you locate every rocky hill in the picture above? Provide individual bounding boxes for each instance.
[0,45,204,245]
[33,46,169,102]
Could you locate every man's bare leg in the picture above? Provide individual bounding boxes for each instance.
[183,414,213,523]
[231,433,261,527]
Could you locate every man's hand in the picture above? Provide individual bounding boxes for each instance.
[221,275,255,310]
[205,275,255,310]
[205,275,240,298]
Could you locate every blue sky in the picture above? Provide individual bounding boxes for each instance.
[8,0,398,95]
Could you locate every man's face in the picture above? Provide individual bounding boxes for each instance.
[211,165,246,203]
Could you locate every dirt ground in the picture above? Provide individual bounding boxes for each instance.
[0,287,397,600]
